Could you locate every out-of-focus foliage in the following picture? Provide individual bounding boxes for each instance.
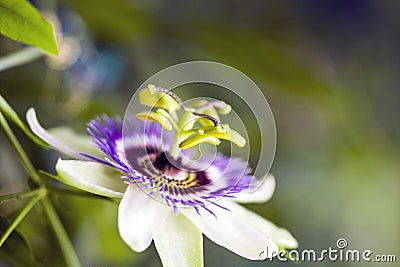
[1,0,399,266]
[192,26,331,96]
[0,216,41,267]
[65,0,154,42]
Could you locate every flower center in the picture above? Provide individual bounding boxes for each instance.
[87,112,253,216]
[130,150,211,190]
[141,152,197,187]
[101,85,253,215]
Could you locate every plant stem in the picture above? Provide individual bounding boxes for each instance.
[0,192,44,247]
[0,47,44,72]
[0,95,49,147]
[0,188,46,203]
[41,197,81,267]
[0,111,43,186]
[0,111,81,267]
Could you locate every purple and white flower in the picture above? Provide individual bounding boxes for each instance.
[26,92,297,266]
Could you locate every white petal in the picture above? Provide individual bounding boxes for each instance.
[26,108,96,159]
[225,201,298,249]
[118,185,170,252]
[181,207,278,260]
[56,159,125,197]
[154,213,203,267]
[49,127,103,158]
[235,174,276,204]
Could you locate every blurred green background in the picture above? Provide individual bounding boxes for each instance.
[0,0,399,266]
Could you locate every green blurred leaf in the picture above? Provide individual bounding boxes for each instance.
[0,216,42,267]
[65,0,154,42]
[194,26,331,96]
[0,0,58,54]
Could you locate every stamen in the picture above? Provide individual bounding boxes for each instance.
[152,85,222,126]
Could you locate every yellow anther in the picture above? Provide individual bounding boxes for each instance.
[136,85,246,151]
[135,111,172,130]
[214,125,225,133]
[208,127,246,147]
[179,134,221,149]
[139,86,180,113]
[177,124,245,149]
[156,108,170,118]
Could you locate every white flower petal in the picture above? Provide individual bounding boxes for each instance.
[26,108,96,159]
[56,159,125,197]
[49,127,103,158]
[235,174,276,203]
[118,185,171,252]
[154,213,203,267]
[181,207,278,260]
[225,201,298,249]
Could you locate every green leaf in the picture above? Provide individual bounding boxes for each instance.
[0,95,48,148]
[154,213,203,267]
[0,216,42,267]
[0,0,58,54]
